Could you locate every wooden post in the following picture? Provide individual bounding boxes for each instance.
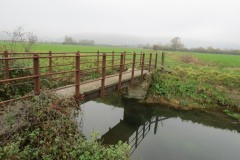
[141,53,145,80]
[101,53,106,98]
[154,53,158,69]
[123,51,126,71]
[149,53,152,72]
[4,51,9,79]
[118,53,124,92]
[131,52,136,84]
[161,52,165,67]
[140,52,142,65]
[97,50,100,73]
[33,54,40,95]
[112,51,114,73]
[75,51,80,99]
[49,51,52,79]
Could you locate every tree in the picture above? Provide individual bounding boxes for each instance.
[24,32,38,52]
[4,26,38,52]
[63,35,76,44]
[153,44,159,51]
[170,37,184,50]
[5,26,25,52]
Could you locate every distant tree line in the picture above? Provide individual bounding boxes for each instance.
[63,35,95,45]
[153,37,240,55]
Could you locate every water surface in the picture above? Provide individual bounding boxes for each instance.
[79,98,240,160]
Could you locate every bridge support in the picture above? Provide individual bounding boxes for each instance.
[149,53,152,72]
[75,51,80,99]
[49,51,52,80]
[155,53,158,69]
[101,53,106,98]
[131,52,136,84]
[3,51,9,80]
[141,53,145,80]
[33,54,40,95]
[118,53,124,92]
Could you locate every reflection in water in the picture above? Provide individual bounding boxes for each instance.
[126,116,168,155]
[78,101,123,139]
[79,98,240,160]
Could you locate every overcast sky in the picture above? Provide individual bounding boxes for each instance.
[0,0,240,48]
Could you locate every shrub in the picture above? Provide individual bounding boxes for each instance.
[0,92,129,160]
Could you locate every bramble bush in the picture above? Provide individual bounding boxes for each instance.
[0,92,129,160]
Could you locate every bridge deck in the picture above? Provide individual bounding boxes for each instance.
[56,69,148,99]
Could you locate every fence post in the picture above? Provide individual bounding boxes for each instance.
[140,52,142,65]
[97,50,100,74]
[131,52,136,84]
[118,53,124,92]
[154,53,158,69]
[101,53,106,98]
[149,53,152,72]
[33,53,40,95]
[112,51,114,73]
[141,53,145,80]
[4,51,10,79]
[49,51,52,79]
[123,51,126,71]
[161,52,165,67]
[75,51,80,99]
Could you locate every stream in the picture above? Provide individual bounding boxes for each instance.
[78,96,240,160]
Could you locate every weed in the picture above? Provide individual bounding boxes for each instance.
[223,109,240,121]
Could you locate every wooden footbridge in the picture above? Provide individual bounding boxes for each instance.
[0,51,162,105]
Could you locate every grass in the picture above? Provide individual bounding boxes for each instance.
[149,51,240,120]
[169,51,240,67]
[223,109,240,120]
[0,41,155,54]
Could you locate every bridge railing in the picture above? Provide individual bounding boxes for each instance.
[0,51,160,105]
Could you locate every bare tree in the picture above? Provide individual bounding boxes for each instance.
[5,26,25,52]
[170,37,184,50]
[4,26,38,52]
[24,32,38,52]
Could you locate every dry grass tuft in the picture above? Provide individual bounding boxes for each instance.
[179,55,202,65]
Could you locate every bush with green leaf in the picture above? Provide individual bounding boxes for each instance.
[0,92,129,160]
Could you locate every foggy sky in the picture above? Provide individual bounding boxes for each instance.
[0,0,240,49]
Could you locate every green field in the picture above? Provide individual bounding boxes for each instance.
[169,51,240,67]
[0,41,155,54]
[1,42,240,119]
[1,42,239,67]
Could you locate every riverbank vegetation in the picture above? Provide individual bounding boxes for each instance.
[149,52,240,120]
[0,92,129,159]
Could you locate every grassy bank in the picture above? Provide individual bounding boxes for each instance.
[148,52,240,120]
[0,92,129,159]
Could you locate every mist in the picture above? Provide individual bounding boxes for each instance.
[0,0,240,49]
